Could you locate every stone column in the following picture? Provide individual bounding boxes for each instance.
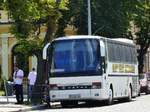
[1,34,9,80]
[31,56,37,71]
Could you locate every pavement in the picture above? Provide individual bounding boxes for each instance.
[0,95,46,112]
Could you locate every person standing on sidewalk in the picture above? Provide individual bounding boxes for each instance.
[28,68,37,101]
[13,64,24,104]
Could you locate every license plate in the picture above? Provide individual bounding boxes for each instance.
[69,94,81,99]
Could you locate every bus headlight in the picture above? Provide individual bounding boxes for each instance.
[92,82,101,89]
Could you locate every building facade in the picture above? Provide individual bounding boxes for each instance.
[0,10,38,80]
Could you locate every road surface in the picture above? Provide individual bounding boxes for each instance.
[28,94,150,112]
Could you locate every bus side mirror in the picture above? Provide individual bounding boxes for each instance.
[100,41,105,57]
[43,43,50,60]
[100,41,106,73]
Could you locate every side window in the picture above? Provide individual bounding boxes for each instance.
[108,42,123,62]
[107,42,112,61]
[121,45,126,63]
[115,44,121,62]
[130,47,137,64]
[107,41,137,64]
[113,44,117,61]
[124,46,130,63]
[108,42,115,62]
[133,48,137,63]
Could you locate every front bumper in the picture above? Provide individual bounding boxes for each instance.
[49,89,108,102]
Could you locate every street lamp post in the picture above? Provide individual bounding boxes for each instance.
[87,0,92,35]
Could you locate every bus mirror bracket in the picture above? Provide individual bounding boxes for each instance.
[100,41,105,57]
[43,43,51,60]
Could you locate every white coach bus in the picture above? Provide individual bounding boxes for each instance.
[43,35,139,106]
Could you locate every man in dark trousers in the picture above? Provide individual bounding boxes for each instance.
[13,64,24,104]
[28,67,37,101]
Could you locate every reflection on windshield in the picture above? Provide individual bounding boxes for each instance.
[50,39,100,76]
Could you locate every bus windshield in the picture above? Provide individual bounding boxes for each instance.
[50,39,101,77]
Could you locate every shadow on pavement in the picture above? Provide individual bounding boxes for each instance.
[22,99,137,111]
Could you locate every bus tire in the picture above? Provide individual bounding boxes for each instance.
[61,101,68,108]
[107,88,113,105]
[46,102,51,108]
[61,101,78,107]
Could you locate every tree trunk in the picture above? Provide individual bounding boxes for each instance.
[138,53,144,74]
[31,50,46,104]
[44,16,57,44]
[31,16,57,104]
[137,46,148,74]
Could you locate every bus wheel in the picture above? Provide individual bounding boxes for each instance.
[46,102,51,108]
[61,101,68,108]
[61,101,78,108]
[107,88,113,105]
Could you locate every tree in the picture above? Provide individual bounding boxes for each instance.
[58,0,150,73]
[91,0,131,38]
[55,0,88,36]
[129,0,150,73]
[5,0,68,103]
[59,0,133,38]
[0,0,4,9]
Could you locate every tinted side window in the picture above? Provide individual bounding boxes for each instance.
[107,42,137,64]
[115,44,121,62]
[108,42,115,61]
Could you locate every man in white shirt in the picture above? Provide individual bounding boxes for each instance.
[13,64,24,104]
[28,68,37,101]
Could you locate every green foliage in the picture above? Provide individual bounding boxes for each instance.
[129,0,150,73]
[59,0,134,38]
[132,0,150,44]
[0,90,5,96]
[0,78,4,91]
[70,0,88,35]
[11,21,34,39]
[91,0,129,37]
[14,39,43,55]
[5,0,68,54]
[6,0,68,21]
[0,0,4,9]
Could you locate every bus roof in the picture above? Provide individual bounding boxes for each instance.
[53,35,134,45]
[111,38,134,44]
[54,35,103,41]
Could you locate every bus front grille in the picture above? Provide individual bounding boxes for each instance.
[58,85,92,90]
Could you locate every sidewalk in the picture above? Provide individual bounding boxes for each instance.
[0,95,27,103]
[0,95,45,112]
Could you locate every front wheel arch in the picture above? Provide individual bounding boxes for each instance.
[127,84,132,101]
[106,84,113,105]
